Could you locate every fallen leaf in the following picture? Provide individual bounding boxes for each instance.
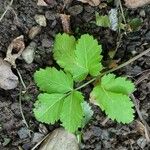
[4,35,25,67]
[124,0,150,8]
[0,58,18,90]
[77,0,100,6]
[60,14,71,34]
[39,128,79,150]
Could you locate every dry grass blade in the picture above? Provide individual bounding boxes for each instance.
[131,94,150,142]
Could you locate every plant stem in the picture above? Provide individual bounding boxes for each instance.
[76,48,150,90]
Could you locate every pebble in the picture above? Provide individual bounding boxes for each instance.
[139,10,146,17]
[34,15,47,27]
[32,132,44,144]
[22,42,37,64]
[68,5,83,15]
[28,26,41,39]
[45,11,56,20]
[18,127,29,139]
[42,38,53,48]
[137,137,147,149]
[39,128,79,150]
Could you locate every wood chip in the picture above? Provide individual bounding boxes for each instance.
[124,0,150,8]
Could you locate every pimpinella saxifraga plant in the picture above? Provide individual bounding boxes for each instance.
[33,33,135,132]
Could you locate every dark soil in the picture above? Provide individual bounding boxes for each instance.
[0,0,150,149]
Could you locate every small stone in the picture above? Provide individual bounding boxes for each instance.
[45,11,56,20]
[68,5,83,15]
[139,10,146,17]
[32,132,44,144]
[22,42,37,64]
[18,127,29,139]
[37,0,48,6]
[92,126,102,137]
[34,15,47,27]
[137,137,147,149]
[28,26,41,39]
[42,39,53,48]
[84,6,94,13]
[39,128,79,150]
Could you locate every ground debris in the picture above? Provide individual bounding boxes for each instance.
[0,58,18,90]
[124,0,150,8]
[4,35,25,67]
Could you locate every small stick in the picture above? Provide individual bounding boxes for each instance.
[31,133,50,150]
[0,0,14,22]
[19,88,31,137]
[101,117,109,126]
[131,94,150,142]
[76,48,150,90]
[16,68,27,91]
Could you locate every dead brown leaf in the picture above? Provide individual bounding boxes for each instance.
[4,35,25,67]
[124,0,150,8]
[60,14,71,34]
[0,58,18,90]
[77,0,100,6]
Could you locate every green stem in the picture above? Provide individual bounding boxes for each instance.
[75,48,150,90]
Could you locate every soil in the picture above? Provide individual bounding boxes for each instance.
[0,0,150,150]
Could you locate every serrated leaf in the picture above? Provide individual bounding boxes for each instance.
[60,91,84,132]
[72,34,103,81]
[34,67,73,94]
[53,33,103,82]
[81,101,93,127]
[101,74,135,95]
[33,93,65,124]
[91,73,135,123]
[53,33,76,72]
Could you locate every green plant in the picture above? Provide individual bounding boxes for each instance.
[33,33,135,132]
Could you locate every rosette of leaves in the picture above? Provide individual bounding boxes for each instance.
[33,33,135,133]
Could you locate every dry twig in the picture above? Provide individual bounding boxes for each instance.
[0,0,14,22]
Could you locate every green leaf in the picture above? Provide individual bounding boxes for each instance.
[72,34,103,81]
[34,67,73,94]
[81,101,93,127]
[53,33,103,81]
[33,93,65,124]
[101,74,135,95]
[60,91,84,132]
[96,12,111,27]
[53,33,76,72]
[91,73,135,123]
[129,18,143,31]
